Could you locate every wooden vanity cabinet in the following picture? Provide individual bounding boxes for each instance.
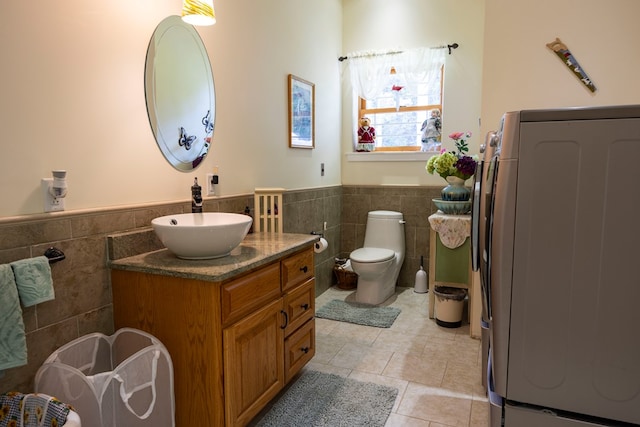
[284,307,315,383]
[223,298,285,426]
[111,246,315,427]
[280,248,316,383]
[223,249,315,426]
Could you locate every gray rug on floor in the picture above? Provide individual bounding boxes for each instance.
[256,370,398,427]
[315,299,401,328]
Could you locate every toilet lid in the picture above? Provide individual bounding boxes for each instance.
[350,247,395,263]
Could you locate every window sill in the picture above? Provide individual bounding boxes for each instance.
[346,151,435,162]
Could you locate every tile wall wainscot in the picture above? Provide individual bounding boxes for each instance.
[0,186,342,392]
[282,186,343,296]
[0,198,218,392]
[0,184,443,393]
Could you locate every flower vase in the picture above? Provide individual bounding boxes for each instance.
[441,176,470,201]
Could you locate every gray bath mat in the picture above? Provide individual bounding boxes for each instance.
[255,369,398,426]
[315,299,401,328]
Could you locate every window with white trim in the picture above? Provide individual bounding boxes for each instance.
[347,47,446,153]
[358,65,443,151]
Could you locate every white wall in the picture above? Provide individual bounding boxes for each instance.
[4,0,638,218]
[481,0,640,135]
[0,0,342,218]
[340,0,486,187]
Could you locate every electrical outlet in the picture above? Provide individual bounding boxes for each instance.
[206,173,215,196]
[41,178,65,212]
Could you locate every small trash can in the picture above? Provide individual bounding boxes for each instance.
[434,286,467,328]
[333,258,357,290]
[35,328,175,427]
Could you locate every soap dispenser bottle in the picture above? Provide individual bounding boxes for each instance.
[191,178,203,213]
[244,206,254,233]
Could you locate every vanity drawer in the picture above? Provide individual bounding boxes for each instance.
[281,247,314,292]
[283,278,315,336]
[284,318,315,383]
[221,262,281,326]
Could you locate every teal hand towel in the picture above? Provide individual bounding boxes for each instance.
[10,256,55,307]
[0,264,27,370]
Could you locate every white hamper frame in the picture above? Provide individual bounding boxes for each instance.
[35,328,175,427]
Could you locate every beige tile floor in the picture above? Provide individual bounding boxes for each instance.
[309,286,489,427]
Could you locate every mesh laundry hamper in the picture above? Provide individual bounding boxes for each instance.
[34,328,174,427]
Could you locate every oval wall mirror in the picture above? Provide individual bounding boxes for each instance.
[144,15,215,171]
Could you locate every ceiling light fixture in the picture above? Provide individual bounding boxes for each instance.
[182,0,216,26]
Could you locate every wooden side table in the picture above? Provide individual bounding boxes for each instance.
[428,212,480,338]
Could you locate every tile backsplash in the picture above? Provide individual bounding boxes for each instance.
[0,184,441,392]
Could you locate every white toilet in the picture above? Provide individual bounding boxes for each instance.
[350,210,406,305]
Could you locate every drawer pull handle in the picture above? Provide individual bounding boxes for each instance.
[299,266,308,273]
[300,303,309,310]
[301,347,310,354]
[280,310,288,329]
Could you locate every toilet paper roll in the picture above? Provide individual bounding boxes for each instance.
[314,237,328,253]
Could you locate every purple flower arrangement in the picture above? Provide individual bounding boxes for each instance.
[426,131,478,181]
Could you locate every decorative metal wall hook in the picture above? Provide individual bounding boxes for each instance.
[44,247,65,264]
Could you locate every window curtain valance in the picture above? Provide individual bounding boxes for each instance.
[347,47,446,100]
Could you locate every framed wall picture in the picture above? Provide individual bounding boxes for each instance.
[288,74,315,148]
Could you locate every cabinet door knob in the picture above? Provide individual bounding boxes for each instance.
[301,347,310,354]
[299,266,308,273]
[280,310,288,329]
[300,303,309,310]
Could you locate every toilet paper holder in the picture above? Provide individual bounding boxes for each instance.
[310,231,328,254]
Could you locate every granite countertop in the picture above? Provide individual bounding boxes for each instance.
[108,233,318,282]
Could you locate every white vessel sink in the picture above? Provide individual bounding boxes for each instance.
[151,212,253,259]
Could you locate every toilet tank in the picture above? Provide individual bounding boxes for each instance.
[363,210,405,254]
